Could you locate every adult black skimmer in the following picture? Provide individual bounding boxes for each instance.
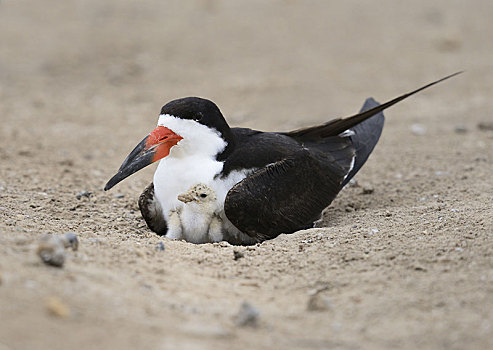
[105,72,460,244]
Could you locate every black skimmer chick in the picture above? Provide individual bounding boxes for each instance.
[105,72,461,244]
[166,183,225,244]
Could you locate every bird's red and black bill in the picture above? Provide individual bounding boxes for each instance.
[104,126,182,191]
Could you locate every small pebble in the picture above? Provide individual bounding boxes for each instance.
[46,296,70,318]
[233,250,244,260]
[113,193,125,199]
[76,191,92,200]
[478,121,493,131]
[361,186,374,195]
[410,124,427,136]
[61,232,79,251]
[155,268,165,275]
[59,159,74,167]
[454,125,468,134]
[234,302,259,327]
[37,235,66,267]
[307,293,332,312]
[155,242,165,251]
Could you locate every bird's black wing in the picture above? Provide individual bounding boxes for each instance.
[138,183,168,235]
[224,148,348,241]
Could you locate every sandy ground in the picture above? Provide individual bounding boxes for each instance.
[1,1,492,349]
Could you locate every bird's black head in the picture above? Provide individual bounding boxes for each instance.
[104,97,235,191]
[161,97,228,135]
[160,97,235,161]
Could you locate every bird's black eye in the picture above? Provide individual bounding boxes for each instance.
[200,193,207,198]
[194,112,203,121]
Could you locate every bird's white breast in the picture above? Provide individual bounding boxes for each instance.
[153,114,255,243]
[153,154,223,216]
[154,157,254,243]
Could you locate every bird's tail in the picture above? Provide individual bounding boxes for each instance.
[284,72,462,186]
[341,97,384,186]
[284,71,462,139]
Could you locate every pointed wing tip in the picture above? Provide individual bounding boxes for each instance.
[451,70,464,77]
[435,71,464,84]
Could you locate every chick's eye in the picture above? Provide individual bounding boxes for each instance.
[200,193,207,198]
